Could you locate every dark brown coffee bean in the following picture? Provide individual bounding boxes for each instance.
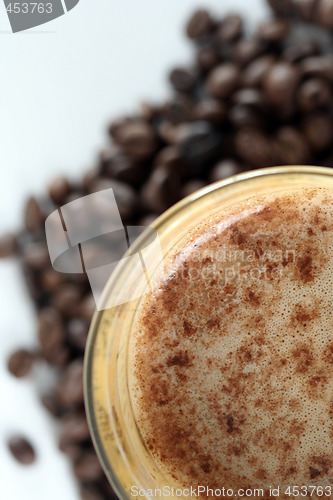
[233,38,265,66]
[89,178,137,221]
[80,486,104,500]
[263,61,301,107]
[292,0,318,21]
[268,0,292,15]
[154,145,185,170]
[274,127,311,164]
[74,451,104,482]
[229,105,265,129]
[235,129,276,168]
[241,55,275,87]
[100,148,144,185]
[56,359,84,407]
[169,67,197,92]
[39,269,66,292]
[141,165,181,214]
[316,0,333,28]
[179,122,221,171]
[186,9,213,40]
[209,160,244,183]
[7,349,35,378]
[22,243,50,270]
[48,177,71,205]
[283,40,319,63]
[206,63,240,99]
[232,88,265,108]
[38,307,65,363]
[116,121,156,159]
[52,284,82,317]
[59,441,82,460]
[196,47,220,72]
[41,393,62,417]
[301,56,333,81]
[256,18,289,43]
[181,180,206,198]
[0,232,17,258]
[164,95,194,124]
[216,14,243,44]
[108,116,133,140]
[24,197,43,233]
[59,412,90,445]
[193,99,226,124]
[82,167,100,193]
[302,113,333,151]
[8,436,36,465]
[67,318,88,351]
[297,78,332,112]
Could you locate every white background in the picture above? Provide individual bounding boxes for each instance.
[0,1,268,498]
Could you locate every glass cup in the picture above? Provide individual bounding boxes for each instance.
[84,166,333,500]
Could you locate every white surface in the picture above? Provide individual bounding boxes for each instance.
[0,1,268,499]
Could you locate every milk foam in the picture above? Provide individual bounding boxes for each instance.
[129,188,333,497]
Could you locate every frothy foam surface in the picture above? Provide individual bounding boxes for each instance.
[129,188,333,497]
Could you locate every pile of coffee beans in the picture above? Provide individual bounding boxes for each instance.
[3,1,333,498]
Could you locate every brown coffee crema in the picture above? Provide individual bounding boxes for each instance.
[129,188,333,498]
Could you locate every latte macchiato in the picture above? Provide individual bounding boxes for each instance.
[129,187,333,497]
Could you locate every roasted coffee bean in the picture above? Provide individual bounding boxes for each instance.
[256,18,289,43]
[116,121,156,159]
[80,486,104,500]
[235,129,276,168]
[169,67,197,92]
[297,78,332,112]
[233,38,265,66]
[301,56,333,81]
[268,0,292,15]
[24,197,43,233]
[79,294,96,323]
[22,243,50,270]
[196,47,220,72]
[164,95,194,124]
[263,61,300,108]
[100,148,145,185]
[216,14,243,44]
[302,113,333,151]
[316,0,333,28]
[38,307,65,363]
[206,63,240,99]
[274,127,311,164]
[8,436,36,465]
[59,412,90,446]
[193,99,226,124]
[153,145,185,170]
[52,284,82,317]
[39,269,66,293]
[241,55,275,87]
[48,177,71,205]
[89,178,137,221]
[181,180,206,198]
[179,121,221,171]
[232,88,265,108]
[7,349,35,378]
[56,359,84,407]
[209,160,243,183]
[141,165,181,213]
[229,105,265,129]
[0,232,17,258]
[186,9,213,40]
[291,0,318,21]
[283,40,319,63]
[41,393,62,418]
[74,450,104,482]
[67,318,88,351]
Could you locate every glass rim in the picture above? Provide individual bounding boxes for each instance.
[83,164,333,499]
